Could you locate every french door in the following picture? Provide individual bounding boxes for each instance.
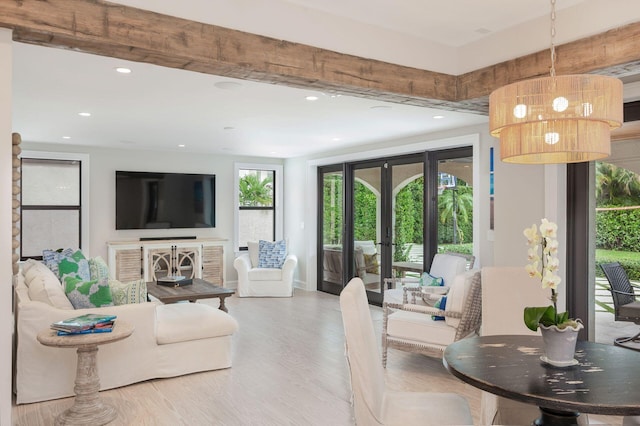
[318,148,472,305]
[318,154,427,305]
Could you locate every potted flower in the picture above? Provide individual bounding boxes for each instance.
[523,218,583,366]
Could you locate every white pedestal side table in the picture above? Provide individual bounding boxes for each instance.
[37,321,134,425]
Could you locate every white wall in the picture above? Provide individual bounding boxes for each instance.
[20,142,283,284]
[285,123,496,291]
[0,27,12,426]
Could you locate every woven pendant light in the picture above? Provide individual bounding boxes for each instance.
[489,0,623,164]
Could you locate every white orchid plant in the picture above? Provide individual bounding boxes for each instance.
[523,218,578,331]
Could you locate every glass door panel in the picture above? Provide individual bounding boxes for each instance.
[319,168,344,295]
[353,165,383,300]
[390,161,425,280]
[437,156,474,262]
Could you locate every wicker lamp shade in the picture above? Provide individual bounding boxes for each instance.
[489,74,623,164]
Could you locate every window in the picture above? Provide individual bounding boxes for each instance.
[20,151,89,259]
[234,163,283,251]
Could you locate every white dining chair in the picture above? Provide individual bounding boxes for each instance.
[339,277,473,425]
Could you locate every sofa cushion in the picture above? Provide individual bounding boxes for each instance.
[387,310,456,346]
[445,270,476,328]
[156,303,239,344]
[42,248,74,278]
[23,259,74,310]
[109,279,147,305]
[58,250,91,282]
[64,276,114,309]
[248,241,260,268]
[247,268,283,281]
[258,239,287,268]
[430,254,467,287]
[354,240,377,255]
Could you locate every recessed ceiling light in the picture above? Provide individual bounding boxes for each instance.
[178,144,185,148]
[78,112,91,117]
[332,137,341,141]
[62,136,71,140]
[433,115,445,119]
[370,105,391,110]
[115,67,132,74]
[215,81,243,90]
[224,126,235,130]
[305,96,319,101]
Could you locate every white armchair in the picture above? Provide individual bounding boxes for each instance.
[382,269,482,366]
[233,241,297,297]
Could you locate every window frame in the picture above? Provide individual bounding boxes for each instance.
[20,150,90,259]
[234,162,283,252]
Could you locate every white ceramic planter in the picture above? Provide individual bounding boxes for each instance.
[539,322,584,367]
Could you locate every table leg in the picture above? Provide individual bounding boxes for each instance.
[218,296,228,312]
[534,407,581,426]
[56,345,117,426]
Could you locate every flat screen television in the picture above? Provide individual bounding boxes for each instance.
[116,171,216,230]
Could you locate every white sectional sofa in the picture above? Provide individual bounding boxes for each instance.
[14,260,239,404]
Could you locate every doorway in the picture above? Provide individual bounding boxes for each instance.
[318,147,473,305]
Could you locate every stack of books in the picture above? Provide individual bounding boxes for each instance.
[157,275,193,287]
[51,313,117,336]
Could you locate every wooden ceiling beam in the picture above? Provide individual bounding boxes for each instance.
[1,0,640,115]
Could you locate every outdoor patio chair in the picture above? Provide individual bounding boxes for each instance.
[600,262,640,350]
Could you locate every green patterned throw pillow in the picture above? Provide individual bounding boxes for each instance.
[109,279,147,305]
[64,276,114,309]
[88,256,110,283]
[58,250,91,283]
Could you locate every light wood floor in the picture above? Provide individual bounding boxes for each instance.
[12,289,624,425]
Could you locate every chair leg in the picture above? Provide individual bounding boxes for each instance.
[382,305,389,368]
[615,329,640,351]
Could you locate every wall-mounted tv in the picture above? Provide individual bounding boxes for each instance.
[116,171,216,230]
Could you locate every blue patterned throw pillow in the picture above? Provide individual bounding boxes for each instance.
[432,296,447,321]
[421,272,444,287]
[42,248,75,278]
[257,240,287,268]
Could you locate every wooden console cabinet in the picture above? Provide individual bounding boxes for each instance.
[107,238,226,285]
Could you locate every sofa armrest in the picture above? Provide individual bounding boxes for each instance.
[281,254,298,279]
[233,253,252,277]
[17,299,158,339]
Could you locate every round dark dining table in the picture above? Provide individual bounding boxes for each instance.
[443,334,640,425]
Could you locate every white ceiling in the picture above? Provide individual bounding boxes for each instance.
[10,0,640,158]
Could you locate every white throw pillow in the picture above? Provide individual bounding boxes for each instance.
[247,241,259,268]
[24,260,74,310]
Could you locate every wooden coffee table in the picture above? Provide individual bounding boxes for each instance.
[146,278,235,312]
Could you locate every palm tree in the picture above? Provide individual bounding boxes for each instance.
[439,187,473,243]
[596,162,640,206]
[239,173,273,206]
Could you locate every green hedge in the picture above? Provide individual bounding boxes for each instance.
[438,243,473,256]
[596,209,640,252]
[595,249,640,281]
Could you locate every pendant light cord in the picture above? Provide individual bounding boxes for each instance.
[550,0,556,78]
